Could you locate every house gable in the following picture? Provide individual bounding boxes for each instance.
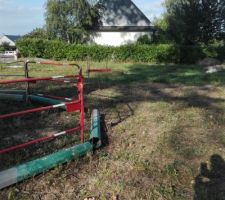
[5,35,21,42]
[99,0,151,27]
[90,0,154,46]
[0,35,21,46]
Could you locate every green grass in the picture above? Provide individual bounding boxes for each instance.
[1,61,225,199]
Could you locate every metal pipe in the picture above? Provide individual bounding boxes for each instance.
[0,142,93,190]
[29,95,65,106]
[0,127,80,154]
[0,93,64,104]
[90,109,102,148]
[0,90,26,94]
[24,61,30,103]
[0,75,79,85]
[0,101,80,119]
[0,93,24,101]
[0,109,101,190]
[88,69,112,73]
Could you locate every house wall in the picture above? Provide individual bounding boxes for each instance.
[0,36,15,46]
[92,32,151,46]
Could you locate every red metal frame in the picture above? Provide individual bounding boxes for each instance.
[0,61,85,154]
[88,69,112,73]
[87,65,112,78]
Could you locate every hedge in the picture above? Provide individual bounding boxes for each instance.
[16,38,225,64]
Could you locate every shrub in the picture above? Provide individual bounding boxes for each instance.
[16,38,225,64]
[0,46,4,53]
[137,34,152,45]
[179,46,205,64]
[16,39,46,58]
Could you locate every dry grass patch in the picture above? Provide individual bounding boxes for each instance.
[2,62,225,199]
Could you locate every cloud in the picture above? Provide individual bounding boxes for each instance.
[0,0,45,35]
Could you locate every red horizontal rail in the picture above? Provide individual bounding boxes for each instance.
[49,79,75,84]
[88,69,112,73]
[0,101,80,119]
[0,75,79,85]
[0,126,80,154]
[37,61,77,66]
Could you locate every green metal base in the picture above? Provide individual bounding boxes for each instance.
[0,109,101,190]
[0,93,64,105]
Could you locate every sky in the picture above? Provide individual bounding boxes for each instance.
[0,0,164,35]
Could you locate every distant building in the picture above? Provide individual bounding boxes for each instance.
[91,0,154,46]
[0,35,21,47]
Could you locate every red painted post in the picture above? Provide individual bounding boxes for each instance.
[0,62,85,154]
[77,74,85,143]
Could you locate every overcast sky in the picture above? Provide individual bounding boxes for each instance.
[0,0,164,35]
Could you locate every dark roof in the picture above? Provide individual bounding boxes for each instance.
[92,26,155,32]
[5,35,21,42]
[99,0,151,27]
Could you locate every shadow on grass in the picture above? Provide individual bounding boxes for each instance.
[2,63,225,192]
[90,64,225,87]
[194,154,225,200]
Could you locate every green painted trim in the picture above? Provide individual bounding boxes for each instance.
[90,109,102,149]
[0,93,24,101]
[0,109,102,190]
[0,93,64,105]
[17,142,92,182]
[29,95,64,105]
[0,90,26,94]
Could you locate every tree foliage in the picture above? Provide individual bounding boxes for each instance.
[199,0,225,44]
[45,0,103,44]
[137,35,152,45]
[164,0,225,45]
[152,16,170,43]
[0,42,13,51]
[23,28,48,39]
[164,0,202,45]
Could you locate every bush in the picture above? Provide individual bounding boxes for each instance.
[16,39,46,58]
[137,35,152,45]
[179,46,205,64]
[202,44,225,61]
[0,46,4,53]
[16,38,225,64]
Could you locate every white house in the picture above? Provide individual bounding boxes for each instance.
[91,0,154,46]
[0,35,21,47]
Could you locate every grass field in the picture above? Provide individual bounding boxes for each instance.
[1,61,225,199]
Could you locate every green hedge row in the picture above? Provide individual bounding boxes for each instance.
[179,44,225,63]
[16,39,225,64]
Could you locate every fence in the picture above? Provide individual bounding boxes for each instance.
[0,61,85,155]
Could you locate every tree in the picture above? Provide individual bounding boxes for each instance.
[23,28,48,39]
[164,0,225,45]
[216,0,225,41]
[199,0,225,44]
[152,16,170,43]
[137,35,152,44]
[45,0,103,44]
[164,0,202,45]
[0,42,12,51]
[0,46,4,53]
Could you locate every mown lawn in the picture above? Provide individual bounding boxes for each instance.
[1,61,225,199]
